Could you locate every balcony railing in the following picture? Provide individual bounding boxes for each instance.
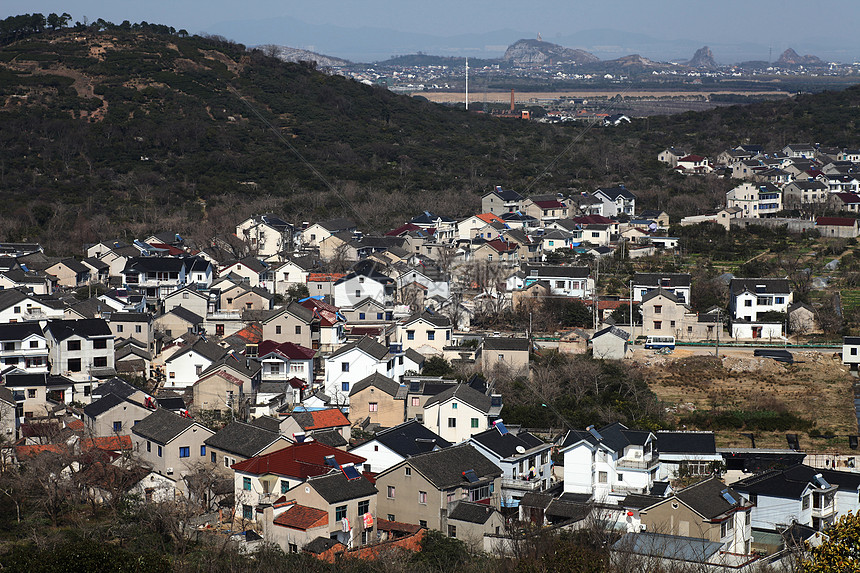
[501,477,544,492]
[616,456,659,471]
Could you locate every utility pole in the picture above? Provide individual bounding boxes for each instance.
[715,309,720,358]
[629,280,634,340]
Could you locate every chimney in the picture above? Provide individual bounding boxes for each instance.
[510,89,515,113]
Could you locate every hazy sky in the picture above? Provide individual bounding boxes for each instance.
[5,1,860,62]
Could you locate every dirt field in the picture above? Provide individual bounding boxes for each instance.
[418,90,788,104]
[638,350,857,453]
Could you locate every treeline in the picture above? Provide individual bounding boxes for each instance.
[0,13,188,45]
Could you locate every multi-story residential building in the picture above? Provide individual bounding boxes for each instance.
[203,420,291,469]
[235,214,294,258]
[260,301,319,349]
[560,422,659,504]
[726,182,783,219]
[481,186,525,216]
[120,256,213,304]
[374,443,502,533]
[43,318,115,381]
[0,323,49,373]
[655,431,724,480]
[83,392,153,437]
[521,264,594,299]
[324,337,407,406]
[593,186,636,217]
[131,408,215,484]
[469,424,553,507]
[632,272,692,304]
[422,383,502,443]
[333,266,396,309]
[728,278,792,330]
[397,311,452,356]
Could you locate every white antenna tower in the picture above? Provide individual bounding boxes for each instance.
[465,58,469,110]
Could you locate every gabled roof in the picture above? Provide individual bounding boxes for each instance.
[48,258,89,274]
[732,463,860,499]
[162,306,204,325]
[424,384,492,413]
[523,264,590,279]
[289,408,350,431]
[470,427,547,459]
[641,288,683,305]
[729,278,791,296]
[400,311,451,328]
[92,377,139,400]
[231,441,365,479]
[132,408,202,445]
[349,372,402,397]
[672,477,746,520]
[316,218,356,232]
[482,337,529,352]
[273,504,328,531]
[591,325,629,341]
[166,338,227,364]
[45,318,112,341]
[0,322,43,342]
[306,471,378,504]
[655,431,716,455]
[561,422,651,453]
[483,186,523,202]
[361,420,451,457]
[594,186,636,201]
[395,443,501,489]
[83,393,145,419]
[448,501,500,524]
[612,532,723,562]
[204,421,284,458]
[328,336,389,361]
[258,339,317,361]
[816,217,858,227]
[634,273,691,288]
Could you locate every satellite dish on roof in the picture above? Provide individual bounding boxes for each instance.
[516,445,526,454]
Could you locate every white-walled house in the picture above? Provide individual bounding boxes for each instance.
[163,338,228,390]
[633,272,692,304]
[560,422,658,504]
[469,424,553,508]
[521,265,594,299]
[44,318,115,381]
[593,186,636,217]
[726,182,783,219]
[323,336,405,407]
[0,322,49,373]
[347,420,451,474]
[396,311,452,356]
[843,336,860,367]
[422,384,501,444]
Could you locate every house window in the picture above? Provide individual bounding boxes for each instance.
[653,321,662,330]
[113,421,122,432]
[93,339,107,349]
[157,445,162,457]
[745,511,751,526]
[94,357,108,368]
[427,331,435,341]
[342,362,349,372]
[853,348,858,356]
[377,313,383,320]
[68,358,82,372]
[387,514,395,521]
[803,494,810,510]
[135,325,142,334]
[369,402,378,412]
[179,447,190,458]
[721,519,733,537]
[342,382,349,392]
[405,467,412,476]
[598,471,608,483]
[358,500,369,515]
[775,297,785,304]
[295,325,301,335]
[281,480,289,494]
[117,325,124,333]
[215,324,224,335]
[448,525,457,538]
[744,300,752,307]
[27,388,36,398]
[387,486,396,499]
[195,365,203,376]
[654,305,662,314]
[147,441,151,452]
[243,477,251,491]
[13,306,19,313]
[407,330,415,340]
[355,290,361,298]
[211,451,216,463]
[412,397,420,407]
[359,313,366,320]
[29,341,38,348]
[275,325,281,335]
[419,520,427,528]
[452,403,458,409]
[419,491,427,504]
[242,505,252,520]
[68,340,81,351]
[447,491,455,504]
[448,418,456,428]
[670,321,676,328]
[200,445,206,456]
[335,505,347,521]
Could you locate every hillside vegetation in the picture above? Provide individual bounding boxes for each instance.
[1,21,860,252]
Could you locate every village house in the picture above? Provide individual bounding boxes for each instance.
[260,301,319,349]
[191,359,257,416]
[279,408,352,442]
[83,392,153,437]
[324,337,407,407]
[348,373,406,429]
[235,214,294,258]
[560,422,658,504]
[347,419,451,474]
[373,443,502,535]
[726,182,783,219]
[593,186,636,217]
[655,431,723,481]
[520,264,594,299]
[131,408,215,484]
[469,423,553,508]
[590,326,629,360]
[300,218,357,248]
[45,258,91,288]
[481,186,525,215]
[163,338,228,389]
[204,420,291,469]
[633,272,692,304]
[0,322,49,374]
[396,311,452,356]
[815,216,860,238]
[422,383,501,443]
[480,337,530,374]
[44,318,115,381]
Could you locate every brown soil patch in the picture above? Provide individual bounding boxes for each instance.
[644,351,856,453]
[198,49,243,75]
[420,90,788,104]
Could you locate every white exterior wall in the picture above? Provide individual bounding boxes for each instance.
[634,285,691,304]
[233,470,301,522]
[0,300,64,323]
[422,400,489,443]
[563,443,594,495]
[732,291,791,321]
[323,349,395,406]
[731,322,784,340]
[748,494,805,530]
[843,343,860,365]
[397,319,452,355]
[165,351,214,390]
[348,440,404,474]
[334,276,386,308]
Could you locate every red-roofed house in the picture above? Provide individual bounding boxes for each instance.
[231,441,365,521]
[300,299,346,351]
[385,223,423,237]
[828,192,860,213]
[816,217,860,238]
[257,340,316,386]
[523,197,570,222]
[263,502,330,553]
[309,528,426,563]
[280,408,351,440]
[81,435,133,453]
[307,273,345,298]
[471,239,518,264]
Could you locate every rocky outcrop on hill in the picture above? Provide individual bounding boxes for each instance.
[776,48,824,66]
[687,46,717,69]
[611,54,662,68]
[503,39,599,65]
[261,44,351,67]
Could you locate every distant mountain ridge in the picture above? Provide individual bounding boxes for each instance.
[503,38,599,65]
[687,46,717,69]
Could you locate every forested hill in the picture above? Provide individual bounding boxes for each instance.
[1,23,860,253]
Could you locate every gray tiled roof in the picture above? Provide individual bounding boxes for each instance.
[307,471,377,504]
[401,443,501,489]
[132,408,199,445]
[448,500,499,524]
[423,384,492,413]
[328,336,389,361]
[349,372,401,398]
[204,421,283,458]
